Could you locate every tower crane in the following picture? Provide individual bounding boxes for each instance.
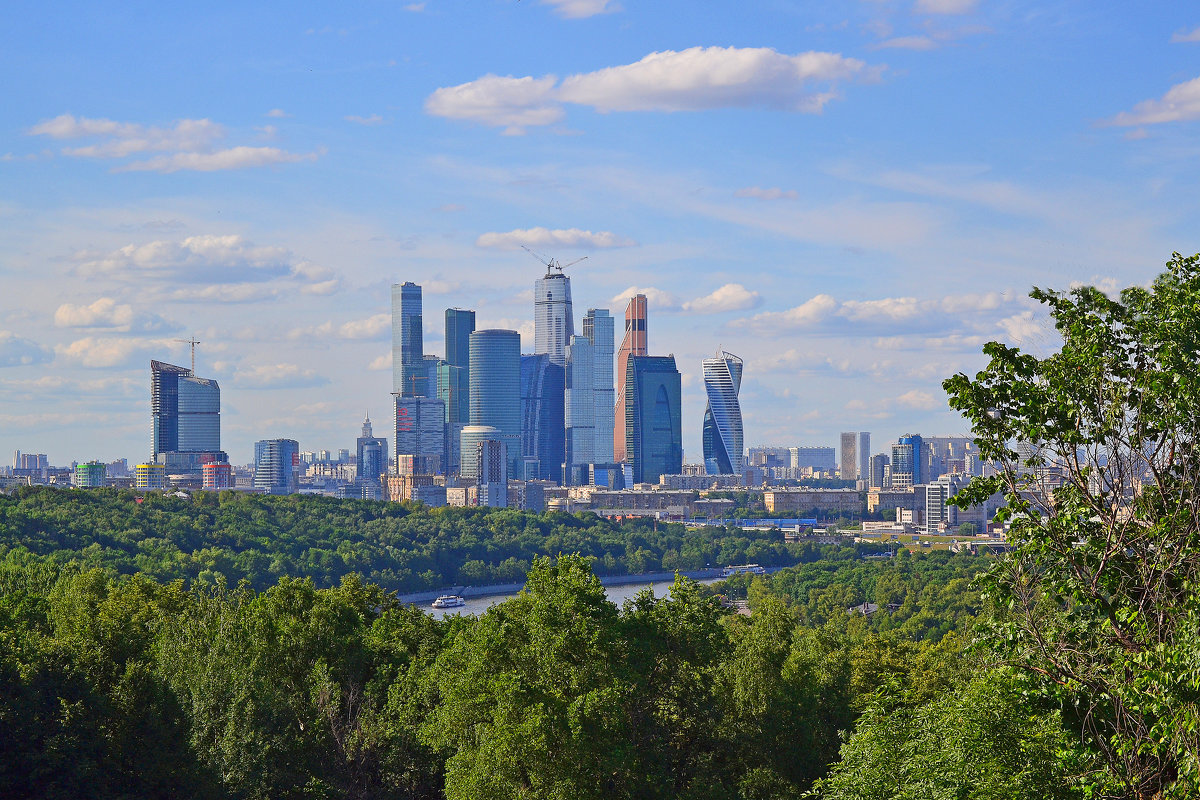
[521,245,588,273]
[175,337,201,375]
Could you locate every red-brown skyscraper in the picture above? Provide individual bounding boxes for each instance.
[613,293,647,463]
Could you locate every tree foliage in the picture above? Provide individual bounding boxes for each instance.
[943,253,1200,798]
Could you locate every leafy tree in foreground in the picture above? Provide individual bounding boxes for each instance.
[943,253,1200,798]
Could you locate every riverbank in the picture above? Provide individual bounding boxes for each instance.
[396,566,786,605]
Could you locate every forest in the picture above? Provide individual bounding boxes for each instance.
[0,487,864,593]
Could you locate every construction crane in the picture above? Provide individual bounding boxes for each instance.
[175,337,201,375]
[521,245,587,273]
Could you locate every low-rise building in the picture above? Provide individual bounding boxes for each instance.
[763,488,861,516]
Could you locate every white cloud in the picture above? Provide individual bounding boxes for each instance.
[426,46,873,131]
[558,46,868,113]
[1171,26,1200,43]
[914,0,977,14]
[54,336,155,369]
[345,114,386,125]
[839,296,925,321]
[27,113,317,172]
[895,389,940,410]
[289,313,390,341]
[682,283,761,313]
[74,235,336,295]
[116,146,318,173]
[0,331,53,367]
[735,186,798,200]
[738,294,838,330]
[610,285,681,310]
[875,35,939,50]
[541,0,617,18]
[53,297,174,333]
[425,75,564,133]
[368,354,391,371]
[234,363,330,390]
[1108,76,1200,126]
[266,108,290,118]
[475,226,636,250]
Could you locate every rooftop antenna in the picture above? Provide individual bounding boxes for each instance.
[520,244,587,274]
[175,337,201,375]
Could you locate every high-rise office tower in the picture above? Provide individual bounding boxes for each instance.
[151,359,224,471]
[254,438,299,494]
[394,396,446,474]
[614,294,647,463]
[891,433,925,489]
[440,308,475,473]
[476,438,508,508]
[392,282,424,396]
[858,432,871,485]
[868,453,889,489]
[625,355,683,485]
[357,412,388,484]
[840,432,858,481]
[520,353,565,484]
[534,266,574,367]
[701,350,745,475]
[564,333,594,484]
[459,424,500,481]
[583,308,614,464]
[469,329,522,475]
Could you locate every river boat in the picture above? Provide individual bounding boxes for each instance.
[721,564,767,578]
[431,595,466,609]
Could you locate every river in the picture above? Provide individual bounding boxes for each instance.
[421,576,725,620]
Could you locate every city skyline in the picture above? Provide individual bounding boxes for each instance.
[3,3,1198,465]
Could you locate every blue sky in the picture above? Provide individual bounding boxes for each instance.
[2,1,1198,466]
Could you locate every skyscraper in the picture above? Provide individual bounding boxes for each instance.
[151,359,223,471]
[891,434,925,489]
[701,350,744,475]
[840,432,858,481]
[564,333,594,484]
[469,329,522,475]
[254,438,299,494]
[357,412,388,484]
[520,353,565,484]
[534,266,573,367]
[614,294,647,463]
[440,308,475,473]
[394,396,446,475]
[625,355,683,485]
[583,308,614,464]
[476,438,508,508]
[392,282,424,396]
[858,431,871,486]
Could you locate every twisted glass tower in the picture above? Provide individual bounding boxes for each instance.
[701,350,744,476]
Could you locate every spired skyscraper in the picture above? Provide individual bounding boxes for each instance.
[534,265,574,367]
[624,355,683,485]
[356,412,388,485]
[701,350,744,476]
[151,359,224,471]
[614,294,647,464]
[392,282,424,396]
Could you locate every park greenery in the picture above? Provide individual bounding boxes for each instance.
[5,255,1200,798]
[0,487,863,594]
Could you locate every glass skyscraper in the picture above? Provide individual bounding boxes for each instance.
[891,433,925,488]
[394,395,446,474]
[520,353,565,485]
[564,333,594,484]
[392,282,424,396]
[614,294,647,463]
[151,359,223,470]
[254,438,299,494]
[534,267,573,367]
[583,308,614,464]
[701,350,744,476]
[625,355,683,485]
[469,329,522,475]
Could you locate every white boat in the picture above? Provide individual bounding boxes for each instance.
[721,564,767,578]
[431,595,466,609]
